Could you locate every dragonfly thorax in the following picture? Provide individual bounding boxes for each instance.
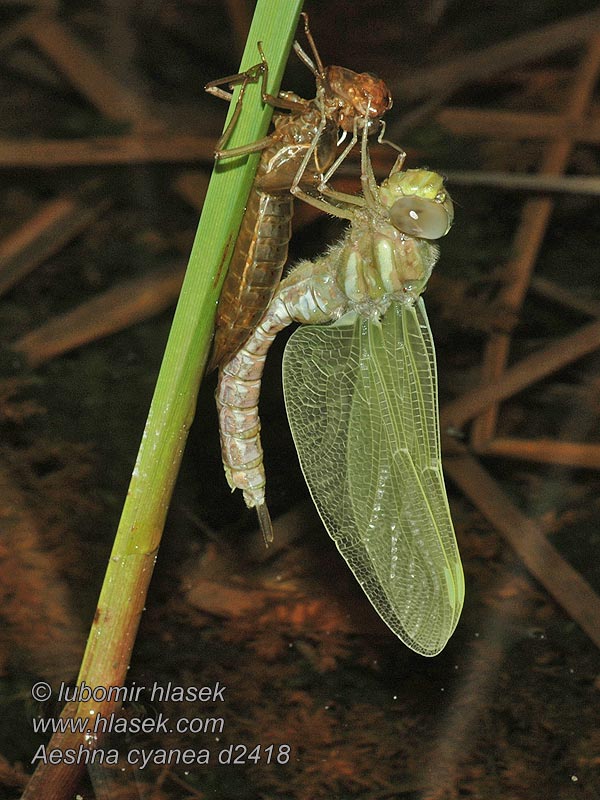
[338,216,440,314]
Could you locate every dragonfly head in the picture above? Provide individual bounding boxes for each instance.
[380,169,454,240]
[325,66,392,133]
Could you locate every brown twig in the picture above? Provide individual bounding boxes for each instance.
[0,458,85,681]
[0,182,112,297]
[442,170,600,196]
[440,317,600,433]
[22,13,155,127]
[444,444,600,649]
[529,276,600,317]
[0,134,216,167]
[479,438,600,468]
[437,108,600,142]
[12,265,184,367]
[391,8,600,104]
[470,32,600,447]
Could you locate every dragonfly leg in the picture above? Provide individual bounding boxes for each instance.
[213,134,275,161]
[287,89,365,217]
[319,116,405,202]
[297,111,385,213]
[207,44,309,158]
[290,117,365,218]
[293,12,325,78]
[245,43,310,112]
[376,119,406,166]
[204,60,263,102]
[360,110,380,206]
[314,117,383,212]
[290,183,356,220]
[207,60,265,155]
[318,185,366,208]
[318,124,359,188]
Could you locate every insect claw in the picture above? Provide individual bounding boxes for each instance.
[257,503,274,546]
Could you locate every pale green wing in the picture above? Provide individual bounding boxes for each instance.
[282,299,464,656]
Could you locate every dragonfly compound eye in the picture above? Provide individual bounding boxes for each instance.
[390,196,452,240]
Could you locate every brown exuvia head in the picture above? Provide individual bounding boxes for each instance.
[325,66,393,132]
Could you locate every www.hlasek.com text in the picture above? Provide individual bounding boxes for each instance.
[32,710,225,736]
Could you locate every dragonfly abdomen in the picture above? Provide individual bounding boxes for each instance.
[216,294,294,545]
[216,263,347,529]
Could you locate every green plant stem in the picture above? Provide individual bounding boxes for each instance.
[21,3,303,797]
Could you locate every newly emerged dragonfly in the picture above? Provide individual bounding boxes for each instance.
[216,120,464,656]
[206,13,393,372]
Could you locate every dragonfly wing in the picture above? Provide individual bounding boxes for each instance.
[283,299,464,656]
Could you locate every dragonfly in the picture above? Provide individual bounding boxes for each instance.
[206,12,393,372]
[216,117,464,656]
